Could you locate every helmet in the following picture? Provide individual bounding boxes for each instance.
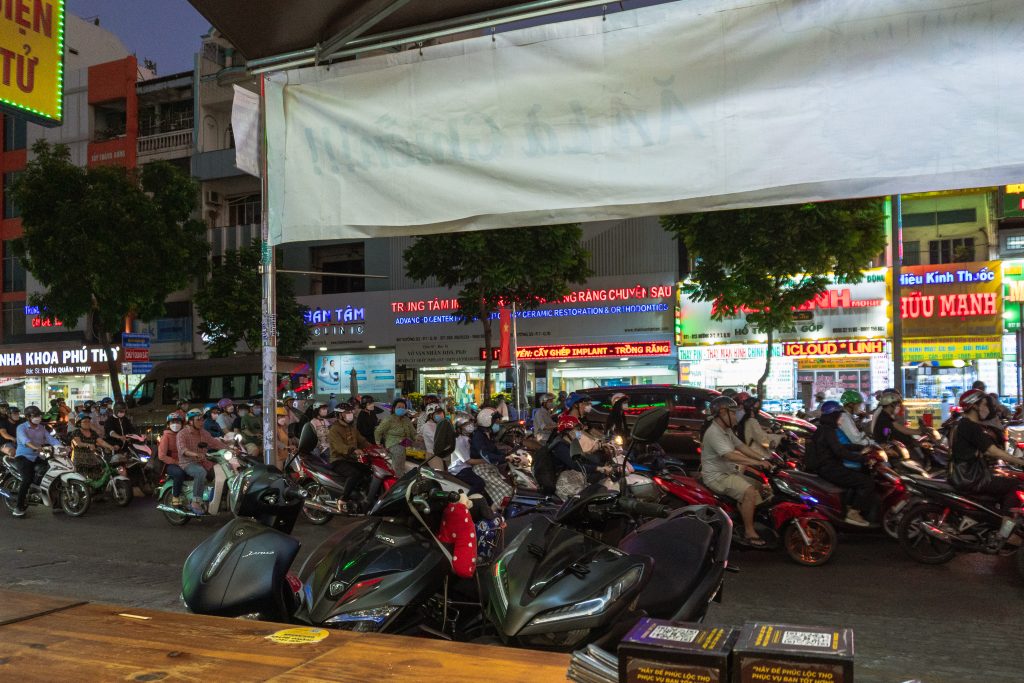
[76,412,91,422]
[477,407,498,428]
[185,409,204,421]
[361,395,375,406]
[454,412,474,430]
[877,391,901,407]
[24,406,42,418]
[217,398,233,410]
[610,393,627,406]
[814,392,826,401]
[557,414,582,433]
[564,392,591,410]
[100,397,113,405]
[540,393,555,404]
[840,390,863,406]
[742,396,760,412]
[83,400,95,409]
[959,389,987,411]
[708,396,738,414]
[819,400,843,416]
[336,401,355,413]
[50,398,60,407]
[166,413,183,423]
[735,391,751,405]
[176,399,189,407]
[113,402,126,411]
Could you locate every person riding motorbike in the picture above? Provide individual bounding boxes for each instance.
[416,395,440,430]
[0,402,17,456]
[736,395,782,458]
[872,390,926,461]
[308,402,334,463]
[326,401,374,508]
[418,404,447,466]
[375,398,416,476]
[449,414,488,496]
[604,393,629,439]
[203,407,225,439]
[532,393,557,444]
[176,409,232,516]
[471,407,508,465]
[357,395,380,445]
[838,390,875,447]
[11,406,62,518]
[949,389,1024,514]
[699,396,771,546]
[215,398,236,434]
[564,392,594,426]
[103,402,138,450]
[158,413,188,506]
[71,412,116,458]
[236,403,261,457]
[803,400,878,527]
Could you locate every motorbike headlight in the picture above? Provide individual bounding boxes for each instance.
[224,453,234,461]
[324,605,400,630]
[527,565,643,627]
[492,531,529,611]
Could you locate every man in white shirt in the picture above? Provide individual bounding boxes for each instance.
[701,396,771,546]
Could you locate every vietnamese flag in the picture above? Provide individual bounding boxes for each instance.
[498,308,512,368]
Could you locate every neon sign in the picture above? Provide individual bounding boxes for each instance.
[480,341,672,361]
[391,284,674,313]
[783,340,885,357]
[304,306,365,326]
[899,265,996,287]
[901,292,998,319]
[0,0,65,125]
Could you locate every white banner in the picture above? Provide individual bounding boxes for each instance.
[265,0,1024,244]
[231,85,261,177]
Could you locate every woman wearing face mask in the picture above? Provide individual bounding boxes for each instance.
[357,395,380,445]
[418,404,447,467]
[449,414,487,496]
[604,393,630,439]
[275,407,292,469]
[158,414,188,506]
[236,403,262,457]
[309,402,334,462]
[328,402,373,506]
[375,398,416,476]
[470,407,507,465]
[215,398,236,434]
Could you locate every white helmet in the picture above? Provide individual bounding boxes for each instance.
[610,393,627,406]
[477,407,498,428]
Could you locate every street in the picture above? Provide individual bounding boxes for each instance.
[1,498,1020,683]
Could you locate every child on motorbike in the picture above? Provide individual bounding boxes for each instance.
[803,401,878,527]
[449,414,488,496]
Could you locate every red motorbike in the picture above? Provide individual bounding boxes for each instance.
[652,465,838,566]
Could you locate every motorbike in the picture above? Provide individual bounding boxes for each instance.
[897,474,1024,578]
[71,444,133,507]
[155,442,251,526]
[481,484,732,651]
[0,446,92,517]
[115,434,157,495]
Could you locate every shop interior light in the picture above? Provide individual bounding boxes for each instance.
[558,360,567,363]
[620,357,629,361]
[368,345,377,349]
[450,362,459,366]
[952,359,966,368]
[319,347,328,352]
[1003,311,1015,320]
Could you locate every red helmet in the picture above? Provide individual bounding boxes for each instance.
[557,414,582,433]
[959,389,987,411]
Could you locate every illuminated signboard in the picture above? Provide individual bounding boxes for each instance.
[0,0,65,125]
[888,261,1002,338]
[392,284,674,315]
[782,340,886,357]
[480,341,672,361]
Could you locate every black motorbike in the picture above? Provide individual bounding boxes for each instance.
[897,473,1024,579]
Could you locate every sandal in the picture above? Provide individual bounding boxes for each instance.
[744,536,767,547]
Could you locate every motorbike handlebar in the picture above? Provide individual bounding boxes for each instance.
[283,486,307,503]
[618,497,669,518]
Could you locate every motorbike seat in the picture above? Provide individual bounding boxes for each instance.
[619,515,714,620]
[913,477,954,491]
[784,471,845,497]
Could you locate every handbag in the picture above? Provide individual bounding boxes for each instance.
[947,425,992,491]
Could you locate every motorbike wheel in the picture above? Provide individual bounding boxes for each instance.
[0,473,17,512]
[783,518,837,566]
[897,503,956,564]
[112,480,133,507]
[301,482,333,525]
[882,506,902,540]
[160,489,190,527]
[60,480,91,517]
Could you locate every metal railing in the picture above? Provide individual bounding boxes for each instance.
[138,129,194,155]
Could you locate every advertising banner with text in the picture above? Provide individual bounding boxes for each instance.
[888,261,1002,338]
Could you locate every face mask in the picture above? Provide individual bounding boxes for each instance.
[433,414,444,423]
[573,430,583,440]
[583,405,593,414]
[253,407,261,415]
[170,424,182,433]
[100,408,108,414]
[394,408,407,417]
[31,417,42,425]
[491,423,501,433]
[116,412,126,418]
[343,413,355,423]
[277,417,287,426]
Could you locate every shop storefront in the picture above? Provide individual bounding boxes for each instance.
[0,344,130,409]
[676,269,890,403]
[299,274,677,405]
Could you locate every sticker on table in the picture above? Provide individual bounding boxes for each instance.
[266,627,329,644]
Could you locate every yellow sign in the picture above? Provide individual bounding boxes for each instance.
[797,358,870,370]
[1007,184,1024,194]
[902,336,1002,363]
[0,0,64,125]
[266,627,330,645]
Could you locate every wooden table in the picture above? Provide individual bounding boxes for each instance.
[0,597,571,682]
[0,589,85,626]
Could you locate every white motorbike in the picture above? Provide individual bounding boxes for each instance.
[0,446,92,517]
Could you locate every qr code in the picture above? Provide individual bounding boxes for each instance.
[781,630,833,648]
[649,625,700,643]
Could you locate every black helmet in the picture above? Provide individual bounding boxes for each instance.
[742,396,760,412]
[114,402,127,411]
[50,398,60,407]
[24,406,42,418]
[361,395,375,406]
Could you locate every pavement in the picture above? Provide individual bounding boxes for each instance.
[1,497,1021,683]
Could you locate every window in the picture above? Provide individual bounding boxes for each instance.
[162,377,211,405]
[209,374,249,400]
[228,194,260,226]
[671,391,707,418]
[2,240,24,291]
[902,241,921,266]
[1006,235,1024,251]
[129,380,156,406]
[2,300,25,342]
[3,172,20,219]
[312,243,365,294]
[3,116,26,151]
[902,208,978,227]
[928,237,975,264]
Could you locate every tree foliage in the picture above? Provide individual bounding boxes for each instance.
[404,225,592,402]
[194,241,310,358]
[662,200,887,397]
[13,141,209,402]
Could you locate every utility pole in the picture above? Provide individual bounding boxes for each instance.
[891,195,905,396]
[259,74,277,466]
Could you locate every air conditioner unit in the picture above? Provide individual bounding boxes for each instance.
[204,190,221,205]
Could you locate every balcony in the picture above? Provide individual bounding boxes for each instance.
[138,129,193,159]
[192,148,245,181]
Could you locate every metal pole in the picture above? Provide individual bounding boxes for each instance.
[891,194,905,396]
[260,74,278,466]
[1017,301,1023,405]
[511,302,520,417]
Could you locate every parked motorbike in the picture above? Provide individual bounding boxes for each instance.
[481,484,732,651]
[155,443,251,526]
[897,474,1024,578]
[71,444,133,507]
[0,446,92,517]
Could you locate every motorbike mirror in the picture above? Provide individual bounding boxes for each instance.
[297,422,318,453]
[630,407,669,443]
[432,418,456,460]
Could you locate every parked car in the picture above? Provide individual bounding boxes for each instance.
[574,385,721,463]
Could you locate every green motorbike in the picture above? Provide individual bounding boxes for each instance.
[71,445,133,507]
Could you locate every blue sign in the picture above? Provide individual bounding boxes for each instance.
[127,362,153,374]
[122,333,151,349]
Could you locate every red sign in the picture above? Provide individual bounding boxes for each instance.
[123,348,150,362]
[481,341,672,361]
[498,308,512,368]
[30,317,63,328]
[782,339,886,357]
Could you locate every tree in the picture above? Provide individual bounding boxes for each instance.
[404,226,592,403]
[662,200,887,398]
[194,241,310,358]
[13,141,209,403]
